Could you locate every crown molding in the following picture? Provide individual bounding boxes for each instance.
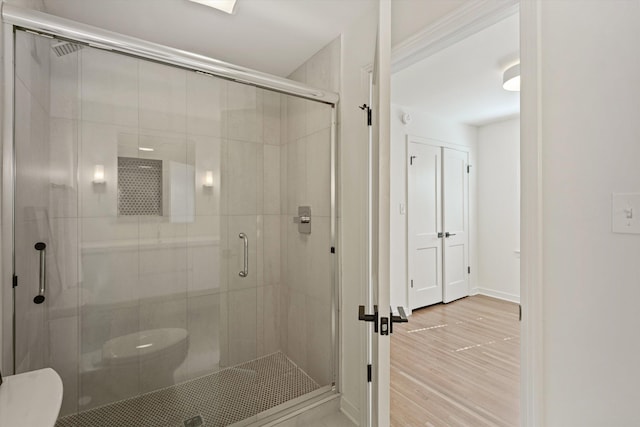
[391,0,519,73]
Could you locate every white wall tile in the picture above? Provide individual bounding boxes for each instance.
[228,288,257,365]
[186,293,221,377]
[306,128,331,218]
[80,217,139,306]
[286,289,307,371]
[139,60,186,132]
[188,216,224,294]
[80,48,138,127]
[49,118,78,219]
[49,315,79,416]
[263,144,280,215]
[187,72,225,137]
[225,140,258,215]
[286,95,307,143]
[226,82,261,143]
[261,285,279,356]
[305,300,332,386]
[286,137,307,216]
[50,46,79,120]
[306,217,331,306]
[263,215,281,287]
[262,89,281,145]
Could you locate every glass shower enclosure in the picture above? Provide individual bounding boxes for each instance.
[6,16,337,427]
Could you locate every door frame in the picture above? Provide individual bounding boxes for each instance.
[391,0,544,425]
[405,137,470,310]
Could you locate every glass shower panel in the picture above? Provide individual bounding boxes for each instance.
[13,28,335,427]
[13,30,81,418]
[280,93,334,390]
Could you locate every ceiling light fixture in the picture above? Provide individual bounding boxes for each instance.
[502,63,520,92]
[188,0,237,14]
[139,147,154,152]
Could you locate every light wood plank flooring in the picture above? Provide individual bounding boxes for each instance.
[391,295,519,427]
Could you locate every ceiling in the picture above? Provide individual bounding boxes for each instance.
[42,0,375,77]
[392,13,520,127]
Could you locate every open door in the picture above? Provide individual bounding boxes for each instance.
[359,1,392,426]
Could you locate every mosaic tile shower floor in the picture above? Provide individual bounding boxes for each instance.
[55,352,320,427]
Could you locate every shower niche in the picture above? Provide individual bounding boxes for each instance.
[9,27,337,427]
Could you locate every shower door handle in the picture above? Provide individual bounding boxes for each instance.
[33,242,46,304]
[239,233,248,277]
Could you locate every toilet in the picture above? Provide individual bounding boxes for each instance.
[79,328,189,410]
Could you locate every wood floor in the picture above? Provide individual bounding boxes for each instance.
[390,295,520,427]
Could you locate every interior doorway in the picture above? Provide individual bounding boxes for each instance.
[389,4,520,425]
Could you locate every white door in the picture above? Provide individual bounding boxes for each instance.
[407,142,443,309]
[442,147,470,303]
[370,1,392,426]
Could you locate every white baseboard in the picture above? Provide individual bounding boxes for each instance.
[472,287,520,304]
[340,396,360,426]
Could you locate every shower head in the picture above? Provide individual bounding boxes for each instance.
[51,41,83,57]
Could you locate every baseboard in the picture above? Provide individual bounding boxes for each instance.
[475,287,520,303]
[340,396,360,426]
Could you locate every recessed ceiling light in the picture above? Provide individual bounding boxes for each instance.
[139,147,154,152]
[188,0,237,14]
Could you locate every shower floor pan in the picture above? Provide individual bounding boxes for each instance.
[55,352,321,427]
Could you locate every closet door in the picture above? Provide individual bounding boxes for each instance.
[407,142,443,309]
[442,147,469,303]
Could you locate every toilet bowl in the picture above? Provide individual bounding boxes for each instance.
[79,328,189,410]
[102,328,189,366]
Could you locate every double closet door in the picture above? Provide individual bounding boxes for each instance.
[408,141,469,309]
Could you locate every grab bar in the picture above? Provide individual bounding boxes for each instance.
[238,233,248,277]
[33,242,46,304]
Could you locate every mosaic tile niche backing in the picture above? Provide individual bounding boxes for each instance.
[118,156,163,216]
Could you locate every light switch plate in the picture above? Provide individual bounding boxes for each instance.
[612,193,640,234]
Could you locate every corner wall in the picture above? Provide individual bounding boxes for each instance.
[476,117,520,302]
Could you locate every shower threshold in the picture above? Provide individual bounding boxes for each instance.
[55,352,322,427]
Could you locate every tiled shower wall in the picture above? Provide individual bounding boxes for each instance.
[19,35,286,416]
[11,29,339,422]
[280,38,340,386]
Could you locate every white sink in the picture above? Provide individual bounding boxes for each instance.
[0,368,63,427]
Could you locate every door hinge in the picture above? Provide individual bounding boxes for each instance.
[410,155,417,165]
[410,279,414,288]
[359,104,372,126]
[367,364,372,382]
[12,275,17,288]
[467,165,471,173]
[468,266,471,274]
[519,304,522,321]
[330,246,335,254]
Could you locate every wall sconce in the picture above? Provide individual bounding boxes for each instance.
[93,164,106,184]
[203,170,214,188]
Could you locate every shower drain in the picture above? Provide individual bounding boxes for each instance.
[184,415,204,426]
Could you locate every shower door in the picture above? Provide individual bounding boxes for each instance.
[12,28,336,427]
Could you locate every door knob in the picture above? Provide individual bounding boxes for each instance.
[445,232,456,238]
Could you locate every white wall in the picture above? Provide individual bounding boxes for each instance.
[476,117,520,302]
[535,1,640,425]
[389,104,478,312]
